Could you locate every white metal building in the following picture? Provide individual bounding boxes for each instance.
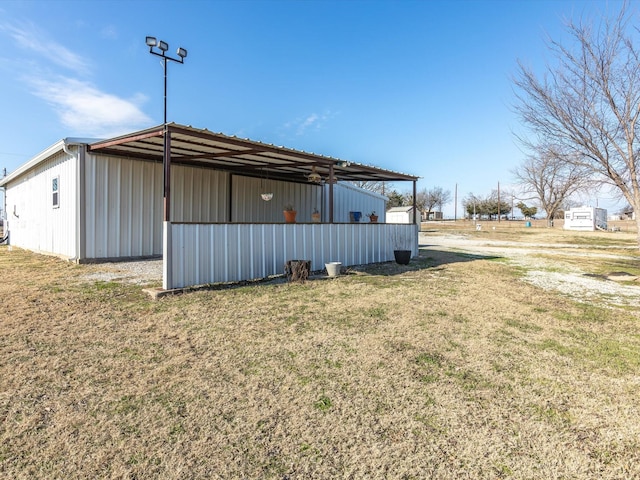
[386,206,419,224]
[0,124,418,290]
[563,206,608,231]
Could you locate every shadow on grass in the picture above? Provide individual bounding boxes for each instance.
[143,247,504,295]
[418,246,503,268]
[348,246,504,278]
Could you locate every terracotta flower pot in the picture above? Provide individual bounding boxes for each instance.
[283,210,297,223]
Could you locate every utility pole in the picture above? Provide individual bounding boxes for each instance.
[454,183,457,222]
[497,181,501,223]
[511,194,514,220]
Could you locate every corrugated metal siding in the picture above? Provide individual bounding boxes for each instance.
[84,155,163,259]
[4,150,78,258]
[84,157,231,259]
[171,165,229,222]
[232,176,323,222]
[167,223,418,289]
[82,157,392,261]
[325,183,387,222]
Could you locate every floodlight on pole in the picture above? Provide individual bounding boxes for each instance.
[146,36,187,223]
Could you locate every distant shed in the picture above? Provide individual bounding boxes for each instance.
[386,206,418,224]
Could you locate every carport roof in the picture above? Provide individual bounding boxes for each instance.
[87,123,418,184]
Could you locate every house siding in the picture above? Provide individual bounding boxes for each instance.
[4,149,78,258]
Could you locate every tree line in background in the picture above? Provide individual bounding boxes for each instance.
[355,180,586,222]
[461,191,512,221]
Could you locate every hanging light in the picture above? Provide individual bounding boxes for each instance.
[308,166,322,183]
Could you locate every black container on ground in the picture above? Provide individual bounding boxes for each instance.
[393,250,411,265]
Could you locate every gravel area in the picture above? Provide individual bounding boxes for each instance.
[420,232,640,308]
[83,258,163,285]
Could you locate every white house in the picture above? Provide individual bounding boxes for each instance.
[0,124,419,290]
[563,206,607,231]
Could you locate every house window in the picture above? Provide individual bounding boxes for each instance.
[52,176,59,208]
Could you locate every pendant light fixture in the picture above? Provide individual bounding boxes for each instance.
[307,165,322,183]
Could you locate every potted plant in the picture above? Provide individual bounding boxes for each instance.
[367,211,379,223]
[311,207,321,223]
[283,203,297,223]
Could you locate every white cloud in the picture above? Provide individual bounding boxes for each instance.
[0,19,153,137]
[297,113,320,135]
[29,76,152,137]
[0,21,90,75]
[283,111,335,136]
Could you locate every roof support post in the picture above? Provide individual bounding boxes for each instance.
[329,164,335,223]
[163,125,171,222]
[413,179,417,225]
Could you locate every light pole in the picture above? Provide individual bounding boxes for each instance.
[145,36,187,222]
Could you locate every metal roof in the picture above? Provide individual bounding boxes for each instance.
[87,123,418,184]
[0,138,100,187]
[387,206,416,213]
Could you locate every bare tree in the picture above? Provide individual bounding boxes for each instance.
[349,181,387,195]
[423,186,452,216]
[514,3,640,245]
[462,193,481,219]
[513,145,594,226]
[406,189,428,214]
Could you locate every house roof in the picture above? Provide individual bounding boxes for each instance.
[86,123,418,184]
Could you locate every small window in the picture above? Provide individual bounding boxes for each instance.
[52,176,59,208]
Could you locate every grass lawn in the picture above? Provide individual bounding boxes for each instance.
[1,227,639,479]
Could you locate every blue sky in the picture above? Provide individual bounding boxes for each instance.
[0,0,629,217]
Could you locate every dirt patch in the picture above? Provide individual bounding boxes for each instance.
[421,231,640,307]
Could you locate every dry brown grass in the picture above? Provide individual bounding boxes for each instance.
[1,231,639,479]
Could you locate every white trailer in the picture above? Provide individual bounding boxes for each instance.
[564,206,607,231]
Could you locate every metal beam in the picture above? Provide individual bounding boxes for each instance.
[88,128,164,151]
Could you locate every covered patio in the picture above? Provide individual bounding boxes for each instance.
[87,124,419,290]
